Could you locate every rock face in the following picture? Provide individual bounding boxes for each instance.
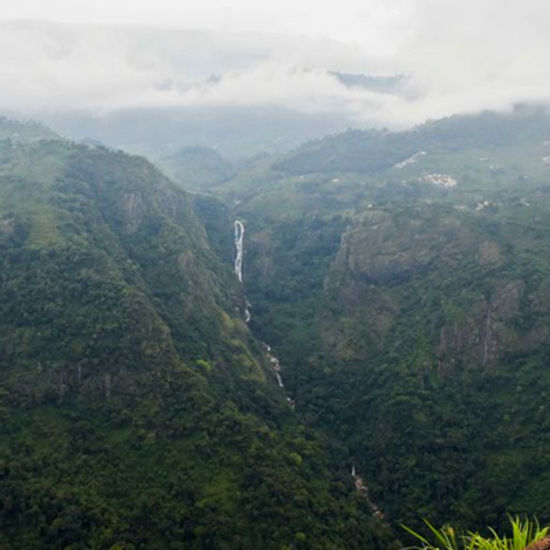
[321,205,533,369]
[332,208,475,285]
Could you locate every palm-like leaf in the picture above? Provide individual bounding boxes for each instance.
[402,517,549,550]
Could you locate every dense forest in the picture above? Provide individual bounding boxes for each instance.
[4,109,550,548]
[0,122,393,549]
[195,108,550,533]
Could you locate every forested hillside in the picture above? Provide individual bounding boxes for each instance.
[5,108,550,549]
[198,108,550,533]
[4,0,550,546]
[0,122,393,549]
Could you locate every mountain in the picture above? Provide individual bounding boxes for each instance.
[329,72,405,94]
[201,108,550,532]
[0,119,393,549]
[0,115,60,143]
[30,106,356,161]
[272,107,550,175]
[159,146,234,190]
[7,107,550,547]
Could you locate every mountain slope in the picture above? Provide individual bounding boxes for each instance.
[0,124,393,549]
[201,108,550,533]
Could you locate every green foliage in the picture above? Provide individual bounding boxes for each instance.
[9,109,550,548]
[0,116,61,143]
[273,108,550,175]
[196,358,212,373]
[403,517,549,550]
[0,127,392,549]
[194,109,550,534]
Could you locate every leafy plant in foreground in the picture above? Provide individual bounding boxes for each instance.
[402,517,549,550]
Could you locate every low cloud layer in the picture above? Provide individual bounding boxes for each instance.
[2,1,550,129]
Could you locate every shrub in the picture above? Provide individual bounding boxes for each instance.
[402,516,549,550]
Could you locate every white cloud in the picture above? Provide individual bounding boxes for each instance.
[1,1,550,128]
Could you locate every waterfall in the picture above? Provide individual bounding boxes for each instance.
[265,344,287,389]
[233,225,289,396]
[234,220,244,283]
[234,219,251,321]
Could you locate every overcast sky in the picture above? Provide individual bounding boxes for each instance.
[2,0,550,127]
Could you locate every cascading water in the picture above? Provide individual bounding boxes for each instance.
[264,343,292,394]
[233,220,291,399]
[234,220,244,283]
[269,353,285,387]
[234,220,251,322]
[351,464,386,521]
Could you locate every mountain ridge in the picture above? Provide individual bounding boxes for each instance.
[201,108,550,532]
[0,119,393,549]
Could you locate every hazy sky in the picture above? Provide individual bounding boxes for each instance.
[2,0,550,127]
[1,0,410,48]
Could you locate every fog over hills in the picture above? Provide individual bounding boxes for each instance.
[3,5,550,156]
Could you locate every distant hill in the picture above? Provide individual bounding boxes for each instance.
[0,115,61,143]
[273,107,550,175]
[32,105,357,161]
[159,146,233,189]
[329,71,405,94]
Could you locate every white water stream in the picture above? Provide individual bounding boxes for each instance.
[234,220,244,283]
[233,220,291,396]
[351,464,386,521]
[234,220,251,322]
[267,348,285,388]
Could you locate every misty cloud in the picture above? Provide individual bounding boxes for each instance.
[1,1,550,129]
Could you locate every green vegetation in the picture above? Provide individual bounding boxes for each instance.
[6,108,550,547]
[0,116,60,143]
[273,107,550,176]
[0,119,393,549]
[193,108,550,534]
[404,517,549,550]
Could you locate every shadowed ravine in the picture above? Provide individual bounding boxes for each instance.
[233,220,290,396]
[233,219,385,515]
